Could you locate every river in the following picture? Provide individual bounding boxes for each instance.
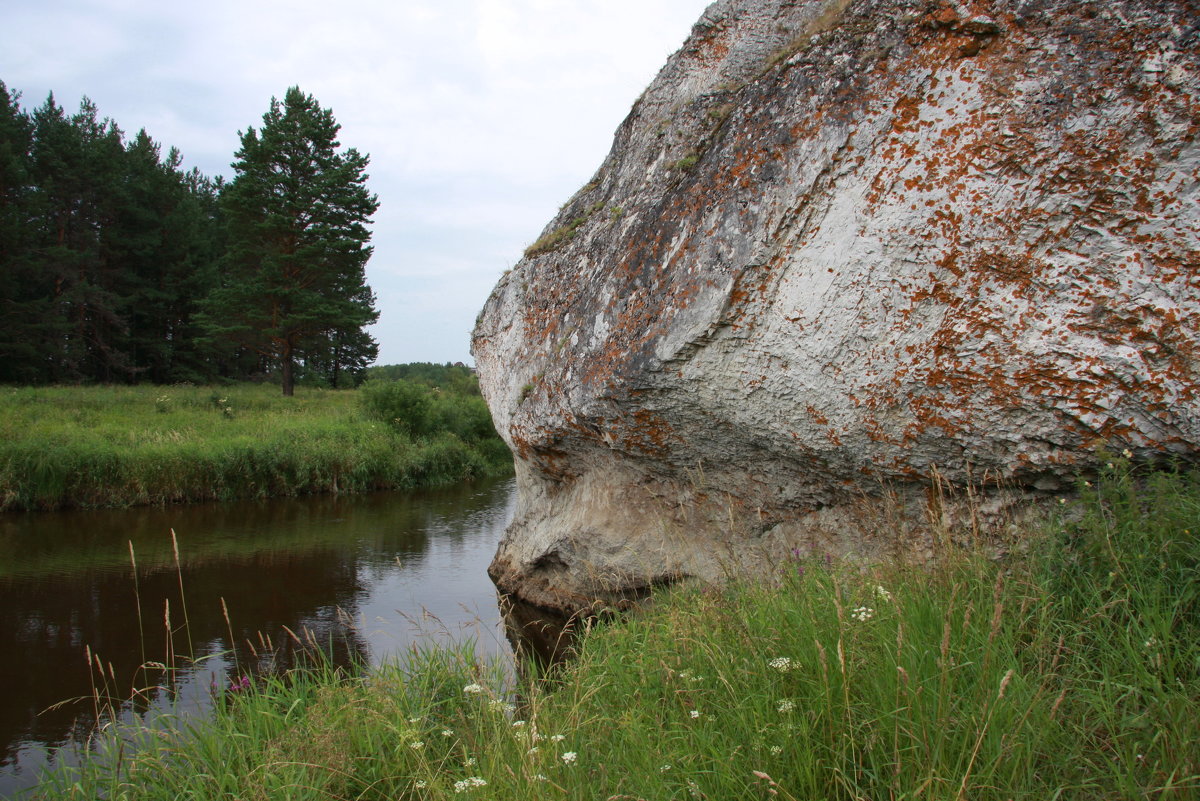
[0,477,517,797]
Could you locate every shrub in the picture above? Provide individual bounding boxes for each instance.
[359,379,435,436]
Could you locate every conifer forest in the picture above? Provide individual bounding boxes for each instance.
[0,81,380,391]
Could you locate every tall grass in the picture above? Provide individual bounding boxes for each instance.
[0,383,512,511]
[32,464,1200,799]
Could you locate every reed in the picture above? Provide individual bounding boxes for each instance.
[0,383,512,511]
[31,462,1200,800]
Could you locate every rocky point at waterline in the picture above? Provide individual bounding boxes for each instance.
[472,0,1200,615]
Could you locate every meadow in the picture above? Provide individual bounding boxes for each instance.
[0,380,512,511]
[30,461,1200,800]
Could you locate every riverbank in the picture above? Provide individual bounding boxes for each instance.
[30,462,1199,799]
[0,383,512,511]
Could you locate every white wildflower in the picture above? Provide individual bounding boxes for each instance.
[851,606,874,622]
[690,710,701,719]
[535,774,549,782]
[453,777,487,793]
[687,779,702,798]
[562,751,578,765]
[462,683,484,694]
[409,741,425,751]
[1145,637,1158,649]
[408,716,422,723]
[768,657,795,672]
[770,745,783,755]
[550,734,565,742]
[1122,448,1133,458]
[777,699,795,713]
[512,720,526,728]
[442,729,454,737]
[527,747,539,755]
[414,780,427,789]
[874,585,893,601]
[660,764,673,772]
[464,757,477,767]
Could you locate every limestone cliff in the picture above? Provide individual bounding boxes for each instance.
[472,0,1200,614]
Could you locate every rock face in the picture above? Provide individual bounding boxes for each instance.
[472,0,1200,614]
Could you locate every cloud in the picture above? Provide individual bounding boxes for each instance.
[1,0,712,364]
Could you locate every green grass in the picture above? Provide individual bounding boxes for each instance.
[30,463,1200,799]
[669,150,701,171]
[0,383,512,511]
[523,200,606,257]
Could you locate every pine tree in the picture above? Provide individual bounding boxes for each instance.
[26,94,130,381]
[304,309,380,389]
[159,167,225,382]
[0,84,227,385]
[0,80,43,383]
[200,87,379,395]
[116,132,224,382]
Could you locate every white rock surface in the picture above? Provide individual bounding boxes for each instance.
[472,0,1200,613]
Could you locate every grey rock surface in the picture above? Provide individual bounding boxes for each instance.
[472,0,1200,614]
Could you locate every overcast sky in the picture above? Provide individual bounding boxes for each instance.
[2,0,713,366]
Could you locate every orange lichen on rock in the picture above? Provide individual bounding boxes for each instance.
[471,0,1200,614]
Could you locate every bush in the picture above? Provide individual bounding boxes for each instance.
[360,379,435,436]
[359,380,502,444]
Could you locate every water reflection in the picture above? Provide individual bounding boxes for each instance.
[499,595,580,671]
[0,477,516,796]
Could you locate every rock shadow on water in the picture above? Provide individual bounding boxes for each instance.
[497,593,584,674]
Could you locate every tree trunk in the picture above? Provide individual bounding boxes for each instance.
[281,340,295,396]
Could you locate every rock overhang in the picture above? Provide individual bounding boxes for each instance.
[473,0,1200,614]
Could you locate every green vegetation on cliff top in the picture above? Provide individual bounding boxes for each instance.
[32,462,1200,800]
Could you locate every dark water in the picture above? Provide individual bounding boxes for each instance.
[0,477,517,797]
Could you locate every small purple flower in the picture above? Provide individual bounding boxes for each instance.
[824,553,833,569]
[796,564,806,578]
[230,675,250,693]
